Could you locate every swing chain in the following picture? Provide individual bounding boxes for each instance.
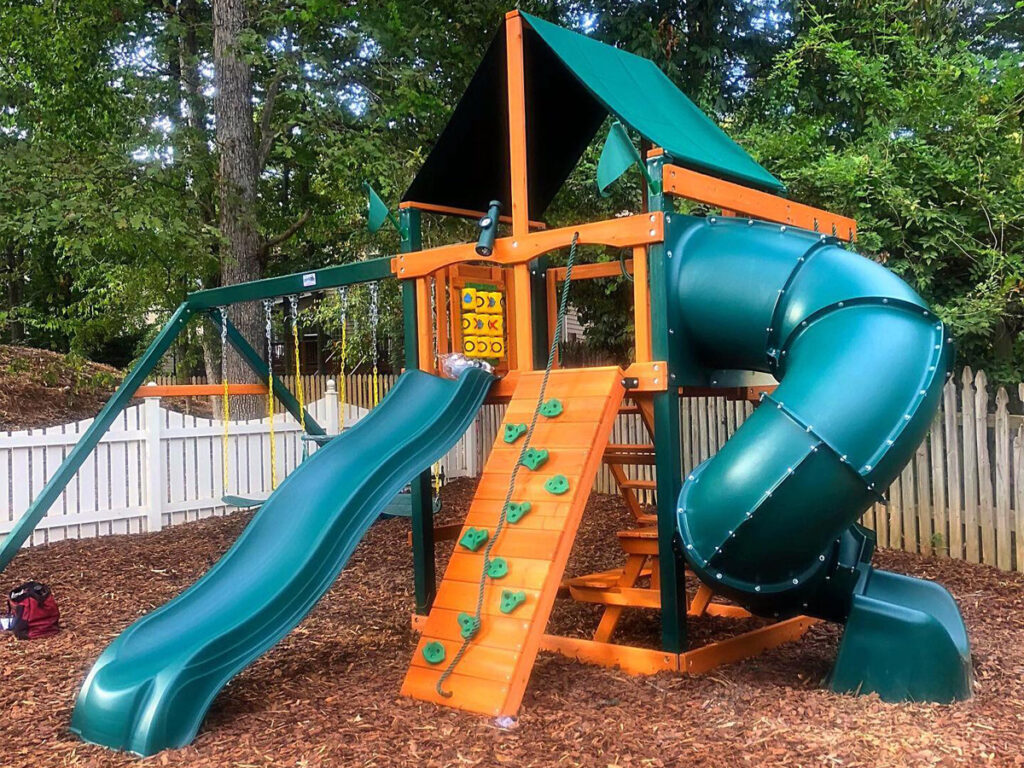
[368,282,380,407]
[288,295,308,439]
[264,299,278,489]
[338,287,348,430]
[219,307,230,493]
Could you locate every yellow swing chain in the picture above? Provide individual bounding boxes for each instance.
[264,299,278,490]
[369,282,380,407]
[288,295,308,436]
[219,307,230,493]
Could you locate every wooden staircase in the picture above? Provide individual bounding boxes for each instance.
[604,395,657,524]
[401,367,625,717]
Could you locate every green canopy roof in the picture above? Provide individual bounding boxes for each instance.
[402,13,783,219]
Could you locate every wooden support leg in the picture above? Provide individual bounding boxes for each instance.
[593,552,648,643]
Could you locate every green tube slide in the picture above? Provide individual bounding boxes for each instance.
[666,215,972,703]
[70,368,492,756]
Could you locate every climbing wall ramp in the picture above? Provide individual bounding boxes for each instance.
[401,367,625,717]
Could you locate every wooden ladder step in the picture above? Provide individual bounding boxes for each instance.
[619,479,657,490]
[604,443,655,454]
[604,443,656,465]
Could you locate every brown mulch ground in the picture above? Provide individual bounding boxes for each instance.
[0,346,121,430]
[0,345,220,431]
[2,477,1022,767]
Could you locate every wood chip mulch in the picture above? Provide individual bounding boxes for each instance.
[2,477,1023,767]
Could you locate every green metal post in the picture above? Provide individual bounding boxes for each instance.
[207,312,325,436]
[647,153,688,653]
[402,208,435,615]
[0,303,195,573]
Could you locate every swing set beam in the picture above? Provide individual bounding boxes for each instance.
[0,256,396,574]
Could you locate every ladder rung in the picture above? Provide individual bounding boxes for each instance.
[619,479,657,490]
[605,443,655,452]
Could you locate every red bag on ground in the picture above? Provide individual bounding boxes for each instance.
[6,581,60,640]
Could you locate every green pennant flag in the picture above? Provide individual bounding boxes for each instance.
[363,182,391,233]
[596,121,661,197]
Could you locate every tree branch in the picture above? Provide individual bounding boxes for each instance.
[261,209,311,256]
[256,73,285,173]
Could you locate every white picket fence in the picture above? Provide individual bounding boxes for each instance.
[0,381,478,548]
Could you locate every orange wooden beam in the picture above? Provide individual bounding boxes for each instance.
[548,259,633,282]
[662,164,857,241]
[633,246,652,363]
[133,384,268,398]
[398,201,546,231]
[621,361,669,392]
[392,213,664,279]
[679,384,776,402]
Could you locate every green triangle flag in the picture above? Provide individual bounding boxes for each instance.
[596,121,661,197]
[363,182,390,233]
[597,121,640,197]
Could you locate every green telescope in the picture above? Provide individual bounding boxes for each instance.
[475,200,502,257]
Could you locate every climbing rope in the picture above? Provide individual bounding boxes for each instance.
[337,287,348,430]
[264,299,278,490]
[434,232,580,697]
[219,307,230,493]
[369,282,380,407]
[288,296,308,450]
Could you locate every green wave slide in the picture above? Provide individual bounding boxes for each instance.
[70,367,493,756]
[667,215,972,703]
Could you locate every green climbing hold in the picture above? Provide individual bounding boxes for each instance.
[486,557,509,579]
[422,641,446,664]
[459,527,489,551]
[499,590,527,614]
[506,501,532,524]
[503,423,527,444]
[522,448,549,471]
[457,612,480,639]
[539,398,563,418]
[545,475,570,495]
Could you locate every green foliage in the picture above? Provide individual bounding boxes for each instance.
[1,0,1022,383]
[736,0,1024,383]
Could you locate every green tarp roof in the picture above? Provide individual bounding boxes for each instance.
[402,13,783,219]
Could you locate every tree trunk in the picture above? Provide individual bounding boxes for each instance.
[213,0,264,418]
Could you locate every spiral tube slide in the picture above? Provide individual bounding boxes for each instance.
[665,216,971,702]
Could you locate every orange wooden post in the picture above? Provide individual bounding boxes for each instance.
[415,277,433,373]
[632,245,652,363]
[435,270,450,358]
[506,11,533,370]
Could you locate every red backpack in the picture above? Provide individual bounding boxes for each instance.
[6,581,60,640]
